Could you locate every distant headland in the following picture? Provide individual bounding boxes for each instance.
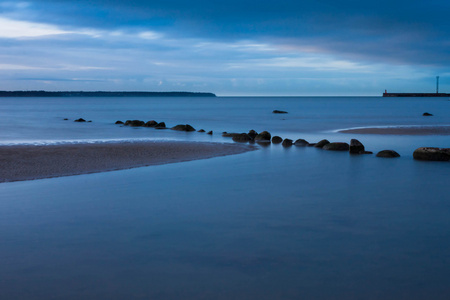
[0,91,216,97]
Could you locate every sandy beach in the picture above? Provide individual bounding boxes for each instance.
[339,125,450,135]
[0,141,255,183]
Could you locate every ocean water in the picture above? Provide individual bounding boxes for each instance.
[0,96,449,299]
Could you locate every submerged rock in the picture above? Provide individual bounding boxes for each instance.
[323,142,349,151]
[255,131,271,141]
[155,122,166,129]
[272,136,283,144]
[125,120,145,127]
[282,139,293,147]
[198,129,205,132]
[171,124,196,132]
[248,130,258,140]
[74,118,86,122]
[115,120,124,125]
[232,133,252,142]
[349,139,365,154]
[376,150,400,158]
[413,147,450,161]
[423,112,433,116]
[207,131,213,135]
[294,139,309,146]
[273,110,288,114]
[314,139,330,148]
[144,120,158,127]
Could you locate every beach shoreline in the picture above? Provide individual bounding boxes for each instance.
[339,125,450,135]
[0,141,256,183]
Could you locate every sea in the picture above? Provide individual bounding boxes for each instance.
[0,96,449,299]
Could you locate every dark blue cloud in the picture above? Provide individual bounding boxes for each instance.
[6,0,447,66]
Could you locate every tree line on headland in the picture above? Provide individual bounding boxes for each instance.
[0,91,216,97]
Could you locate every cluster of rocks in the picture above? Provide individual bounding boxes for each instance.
[115,119,214,134]
[115,119,167,129]
[74,118,448,162]
[221,131,407,159]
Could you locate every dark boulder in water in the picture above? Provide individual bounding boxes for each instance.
[423,112,433,116]
[248,130,258,140]
[207,131,213,135]
[155,122,166,129]
[349,139,365,154]
[125,120,145,127]
[314,139,330,148]
[115,120,124,125]
[294,139,309,146]
[413,147,450,161]
[272,136,283,144]
[273,110,288,114]
[144,120,158,127]
[171,124,196,132]
[255,131,271,141]
[198,129,205,132]
[282,139,293,147]
[376,150,400,158]
[74,118,86,122]
[323,142,350,151]
[232,133,252,142]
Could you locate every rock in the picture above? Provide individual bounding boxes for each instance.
[87,120,92,123]
[198,129,205,132]
[314,139,330,148]
[423,112,433,116]
[254,131,271,141]
[155,122,166,129]
[125,120,145,127]
[63,118,69,121]
[144,120,158,127]
[248,130,258,140]
[272,136,283,144]
[282,139,293,147]
[273,110,288,114]
[294,139,309,146]
[74,118,86,122]
[115,120,124,125]
[323,142,350,151]
[232,133,252,142]
[207,131,213,135]
[171,124,196,131]
[349,139,365,154]
[413,147,450,161]
[376,150,400,158]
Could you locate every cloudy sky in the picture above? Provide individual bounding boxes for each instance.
[0,0,449,95]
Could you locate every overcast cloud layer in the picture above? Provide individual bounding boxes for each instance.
[0,0,449,95]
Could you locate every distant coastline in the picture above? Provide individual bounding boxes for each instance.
[383,92,450,97]
[0,91,216,97]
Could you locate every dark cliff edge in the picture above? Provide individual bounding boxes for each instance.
[0,91,216,97]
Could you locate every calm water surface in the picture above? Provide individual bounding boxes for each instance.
[0,97,449,299]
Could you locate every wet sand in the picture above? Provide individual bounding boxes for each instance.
[339,126,450,135]
[0,141,255,183]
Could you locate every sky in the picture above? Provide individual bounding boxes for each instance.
[0,0,449,96]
